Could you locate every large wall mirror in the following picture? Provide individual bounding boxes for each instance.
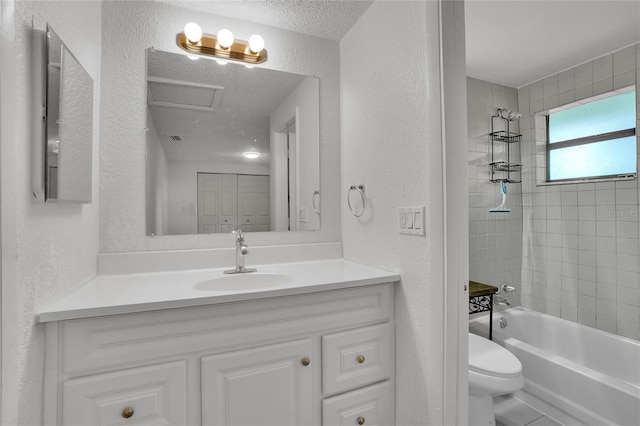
[145,49,320,236]
[33,24,93,203]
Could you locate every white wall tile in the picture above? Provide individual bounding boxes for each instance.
[476,44,639,340]
[596,315,617,334]
[596,221,616,237]
[618,238,640,256]
[578,309,597,327]
[617,320,639,340]
[597,267,617,285]
[578,190,596,205]
[618,286,639,306]
[597,236,617,253]
[617,303,640,323]
[598,252,617,269]
[597,298,617,317]
[617,254,639,273]
[614,71,636,90]
[593,54,613,81]
[579,279,597,296]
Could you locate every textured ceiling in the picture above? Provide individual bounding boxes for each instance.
[466,0,640,88]
[157,0,373,41]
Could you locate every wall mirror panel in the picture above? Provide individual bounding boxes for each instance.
[146,49,320,236]
[33,24,94,203]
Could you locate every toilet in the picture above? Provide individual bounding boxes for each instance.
[468,333,524,426]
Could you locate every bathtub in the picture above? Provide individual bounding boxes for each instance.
[469,307,640,426]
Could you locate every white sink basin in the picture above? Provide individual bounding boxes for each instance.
[194,272,294,291]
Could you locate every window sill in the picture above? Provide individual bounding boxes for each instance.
[536,174,636,187]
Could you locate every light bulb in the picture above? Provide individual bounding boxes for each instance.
[248,34,265,53]
[184,22,203,43]
[242,151,261,159]
[215,59,228,65]
[187,54,199,61]
[217,29,234,49]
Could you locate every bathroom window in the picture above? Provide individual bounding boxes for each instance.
[546,89,637,182]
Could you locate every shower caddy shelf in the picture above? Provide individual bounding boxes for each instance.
[490,110,522,183]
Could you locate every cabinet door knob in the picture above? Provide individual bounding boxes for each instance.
[121,407,134,419]
[357,355,366,364]
[357,417,366,425]
[301,357,311,366]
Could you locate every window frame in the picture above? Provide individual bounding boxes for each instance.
[545,90,637,183]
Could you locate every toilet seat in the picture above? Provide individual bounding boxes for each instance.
[469,333,521,378]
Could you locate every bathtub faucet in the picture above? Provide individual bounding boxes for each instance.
[495,282,515,307]
[224,229,257,274]
[499,317,508,328]
[495,296,511,306]
[501,283,516,294]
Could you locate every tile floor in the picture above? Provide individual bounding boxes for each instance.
[494,395,563,426]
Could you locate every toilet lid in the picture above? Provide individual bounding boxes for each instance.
[468,333,522,378]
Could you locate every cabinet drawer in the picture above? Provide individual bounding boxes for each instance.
[322,323,391,395]
[62,361,186,426]
[322,381,392,426]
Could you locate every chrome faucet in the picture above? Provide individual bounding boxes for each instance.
[224,229,257,274]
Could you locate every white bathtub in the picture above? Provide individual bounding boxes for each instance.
[469,307,640,426]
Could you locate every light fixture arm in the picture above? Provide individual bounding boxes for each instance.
[176,32,267,64]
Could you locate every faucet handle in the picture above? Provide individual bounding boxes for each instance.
[501,283,516,294]
[231,228,244,241]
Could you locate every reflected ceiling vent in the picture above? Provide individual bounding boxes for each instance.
[169,135,183,142]
[147,77,223,111]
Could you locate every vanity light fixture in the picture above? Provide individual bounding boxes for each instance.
[177,22,267,64]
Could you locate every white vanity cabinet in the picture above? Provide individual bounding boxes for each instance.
[43,283,395,426]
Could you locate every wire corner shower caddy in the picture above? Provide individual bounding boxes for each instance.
[490,108,522,183]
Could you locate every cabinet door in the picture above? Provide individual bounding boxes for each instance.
[217,174,238,233]
[238,175,257,232]
[255,175,270,231]
[197,173,219,234]
[62,361,187,426]
[202,339,313,426]
[322,381,391,426]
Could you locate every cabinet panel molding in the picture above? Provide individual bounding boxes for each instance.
[202,339,313,426]
[62,285,392,375]
[322,381,392,426]
[62,361,187,426]
[322,323,392,396]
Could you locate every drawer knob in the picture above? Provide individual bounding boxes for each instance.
[121,407,135,419]
[357,355,366,364]
[301,357,311,366]
[357,417,366,425]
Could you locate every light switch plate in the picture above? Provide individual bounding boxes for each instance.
[398,206,425,236]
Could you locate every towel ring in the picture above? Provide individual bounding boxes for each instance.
[348,185,366,217]
[312,190,321,215]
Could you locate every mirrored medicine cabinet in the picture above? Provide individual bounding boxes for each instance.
[32,24,94,204]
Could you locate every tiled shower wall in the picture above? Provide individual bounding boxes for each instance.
[467,77,523,304]
[518,43,640,340]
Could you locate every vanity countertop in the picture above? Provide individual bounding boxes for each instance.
[37,259,400,323]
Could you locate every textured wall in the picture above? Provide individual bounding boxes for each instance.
[519,43,640,340]
[100,0,341,253]
[467,77,523,305]
[1,1,101,424]
[340,2,447,424]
